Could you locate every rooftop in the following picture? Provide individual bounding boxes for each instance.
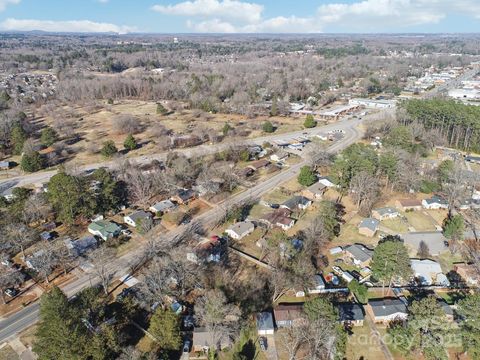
[368,299,407,317]
[338,303,365,322]
[358,218,379,231]
[345,244,374,263]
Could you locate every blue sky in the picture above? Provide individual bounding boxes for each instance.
[0,0,479,34]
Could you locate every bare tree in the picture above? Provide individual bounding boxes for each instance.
[277,325,304,360]
[22,194,52,225]
[349,171,379,215]
[6,223,37,259]
[34,242,58,283]
[112,114,142,135]
[0,266,24,304]
[88,247,115,296]
[195,289,241,351]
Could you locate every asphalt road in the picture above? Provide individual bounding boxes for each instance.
[0,117,361,191]
[0,118,363,343]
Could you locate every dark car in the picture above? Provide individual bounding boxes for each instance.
[351,270,362,280]
[5,288,19,298]
[270,204,280,209]
[183,340,191,353]
[259,336,268,351]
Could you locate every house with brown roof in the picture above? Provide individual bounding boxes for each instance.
[247,159,271,171]
[274,303,305,328]
[260,208,296,230]
[395,198,423,211]
[454,263,480,286]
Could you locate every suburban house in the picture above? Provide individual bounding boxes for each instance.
[171,188,196,204]
[318,176,338,188]
[64,236,97,257]
[88,220,121,241]
[329,246,343,255]
[192,327,232,353]
[149,200,177,214]
[338,303,365,327]
[308,274,326,294]
[345,244,374,267]
[403,232,449,256]
[410,259,450,286]
[247,159,271,172]
[256,312,275,335]
[124,210,153,228]
[422,196,449,210]
[395,198,423,211]
[260,208,295,231]
[438,299,454,322]
[281,196,312,211]
[371,207,400,221]
[302,182,327,200]
[274,303,304,328]
[270,153,289,163]
[225,221,255,240]
[186,236,225,264]
[366,299,408,324]
[358,218,379,237]
[25,250,46,270]
[453,263,480,286]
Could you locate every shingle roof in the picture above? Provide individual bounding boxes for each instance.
[306,182,327,194]
[227,221,254,236]
[338,303,365,322]
[368,299,407,317]
[274,304,304,322]
[345,244,373,263]
[282,196,311,209]
[150,200,176,212]
[256,312,274,331]
[358,218,379,231]
[374,207,399,216]
[127,210,152,222]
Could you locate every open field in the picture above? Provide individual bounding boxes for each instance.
[345,323,387,360]
[404,211,438,231]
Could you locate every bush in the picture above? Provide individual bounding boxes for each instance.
[156,103,168,115]
[348,280,368,304]
[100,140,118,158]
[123,134,137,151]
[304,114,317,128]
[21,151,44,172]
[40,127,58,147]
[262,121,274,133]
[297,166,317,186]
[113,115,141,134]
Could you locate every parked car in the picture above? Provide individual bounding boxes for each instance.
[121,229,132,236]
[351,270,362,280]
[332,266,343,275]
[183,340,191,353]
[5,288,19,298]
[259,336,268,351]
[270,203,280,209]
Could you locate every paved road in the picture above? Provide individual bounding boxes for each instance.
[0,118,361,191]
[0,118,363,343]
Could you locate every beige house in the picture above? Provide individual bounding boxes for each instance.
[395,198,423,211]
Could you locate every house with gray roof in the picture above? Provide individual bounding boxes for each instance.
[366,299,408,324]
[372,207,400,221]
[302,182,327,200]
[256,312,274,335]
[225,221,255,240]
[338,303,365,327]
[124,210,153,227]
[64,236,97,257]
[281,196,312,211]
[149,200,177,214]
[358,218,379,237]
[345,244,374,267]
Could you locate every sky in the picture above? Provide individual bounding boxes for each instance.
[0,0,479,34]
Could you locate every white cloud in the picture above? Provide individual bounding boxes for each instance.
[152,0,263,23]
[154,0,480,33]
[0,0,20,12]
[0,18,137,34]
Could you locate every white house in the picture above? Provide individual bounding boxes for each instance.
[225,221,255,240]
[123,210,153,227]
[411,259,450,286]
[422,196,449,210]
[318,176,338,188]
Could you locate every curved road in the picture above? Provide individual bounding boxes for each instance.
[0,118,363,343]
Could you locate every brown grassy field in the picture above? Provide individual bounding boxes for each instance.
[34,99,309,167]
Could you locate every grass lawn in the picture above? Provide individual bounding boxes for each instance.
[381,218,409,233]
[345,323,387,360]
[424,209,448,226]
[405,212,437,231]
[262,188,291,205]
[0,345,19,360]
[334,221,378,248]
[437,251,465,272]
